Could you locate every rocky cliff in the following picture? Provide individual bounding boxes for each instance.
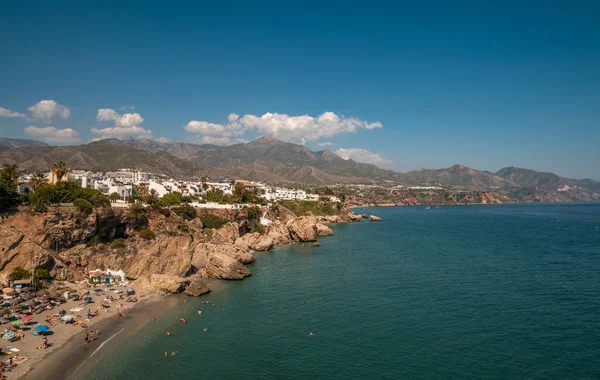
[0,204,343,294]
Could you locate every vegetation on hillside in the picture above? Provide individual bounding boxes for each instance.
[278,200,339,216]
[200,213,229,229]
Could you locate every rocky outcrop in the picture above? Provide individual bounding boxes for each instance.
[0,225,74,285]
[185,276,211,296]
[369,215,382,221]
[320,215,340,223]
[287,216,318,242]
[267,220,292,245]
[208,222,240,245]
[204,253,251,280]
[315,223,333,236]
[150,274,188,293]
[193,243,255,267]
[235,233,274,251]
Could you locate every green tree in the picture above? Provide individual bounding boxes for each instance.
[109,192,121,203]
[73,198,93,214]
[159,192,183,207]
[52,160,69,181]
[0,164,21,211]
[173,203,196,221]
[143,189,159,205]
[9,266,30,281]
[232,182,245,203]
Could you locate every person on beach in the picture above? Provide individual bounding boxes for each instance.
[84,332,89,344]
[90,330,95,341]
[184,297,187,304]
[96,329,100,336]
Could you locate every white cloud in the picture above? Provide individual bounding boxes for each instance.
[317,142,335,146]
[192,136,231,145]
[335,148,392,165]
[239,111,382,143]
[0,107,26,118]
[28,100,70,121]
[184,111,382,144]
[234,138,249,144]
[91,125,152,139]
[93,108,151,138]
[120,105,135,111]
[24,125,80,144]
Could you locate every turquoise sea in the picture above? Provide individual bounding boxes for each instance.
[81,204,600,379]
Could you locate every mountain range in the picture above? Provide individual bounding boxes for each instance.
[0,136,598,201]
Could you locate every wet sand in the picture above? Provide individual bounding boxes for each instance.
[21,295,177,380]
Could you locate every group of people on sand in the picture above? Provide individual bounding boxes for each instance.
[37,336,50,350]
[84,329,100,345]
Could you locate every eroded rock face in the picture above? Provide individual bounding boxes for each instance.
[205,253,251,280]
[287,216,318,242]
[320,215,340,223]
[315,223,333,236]
[369,215,382,221]
[267,221,292,245]
[209,222,240,245]
[185,276,211,296]
[0,225,74,286]
[150,274,188,293]
[235,233,274,251]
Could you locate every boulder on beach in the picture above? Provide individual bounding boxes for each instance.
[369,215,382,221]
[185,277,211,297]
[150,274,188,293]
[205,253,251,280]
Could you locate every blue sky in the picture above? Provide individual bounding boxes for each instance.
[1,1,599,179]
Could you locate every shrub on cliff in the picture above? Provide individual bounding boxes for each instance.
[74,198,93,215]
[110,238,126,249]
[9,267,30,281]
[173,204,196,221]
[200,213,228,229]
[139,229,156,240]
[159,193,183,207]
[127,203,149,230]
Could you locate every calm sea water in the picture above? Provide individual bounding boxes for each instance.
[81,204,600,380]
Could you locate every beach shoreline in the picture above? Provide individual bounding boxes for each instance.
[19,293,177,380]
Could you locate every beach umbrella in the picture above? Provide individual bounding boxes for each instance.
[2,331,16,340]
[61,315,74,322]
[34,325,49,332]
[10,320,24,325]
[20,315,33,322]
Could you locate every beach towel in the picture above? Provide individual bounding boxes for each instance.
[12,356,28,364]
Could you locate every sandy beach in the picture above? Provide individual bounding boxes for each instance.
[1,283,173,380]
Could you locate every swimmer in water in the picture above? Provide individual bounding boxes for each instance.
[171,351,176,356]
[309,332,315,336]
[166,331,171,336]
[197,309,202,315]
[203,328,208,332]
[164,351,168,357]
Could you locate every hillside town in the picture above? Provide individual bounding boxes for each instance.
[14,166,342,208]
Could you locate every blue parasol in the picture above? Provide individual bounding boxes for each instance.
[34,325,49,332]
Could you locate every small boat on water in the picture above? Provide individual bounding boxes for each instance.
[425,206,431,210]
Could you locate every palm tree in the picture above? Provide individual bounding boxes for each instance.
[144,189,159,205]
[52,160,68,182]
[29,172,48,192]
[2,164,19,182]
[135,183,148,200]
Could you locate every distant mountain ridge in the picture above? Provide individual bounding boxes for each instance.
[0,138,48,149]
[0,136,598,201]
